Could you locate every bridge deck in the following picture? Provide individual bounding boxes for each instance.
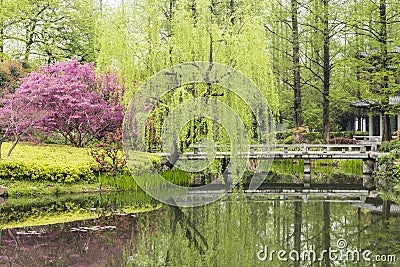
[156,144,380,161]
[157,151,376,160]
[154,144,381,189]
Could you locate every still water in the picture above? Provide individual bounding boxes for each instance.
[0,191,399,266]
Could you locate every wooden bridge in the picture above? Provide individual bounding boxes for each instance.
[157,144,382,189]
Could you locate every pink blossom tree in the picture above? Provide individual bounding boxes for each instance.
[0,58,124,156]
[0,93,45,158]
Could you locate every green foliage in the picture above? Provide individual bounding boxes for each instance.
[303,132,323,143]
[375,150,400,193]
[90,130,126,177]
[125,151,162,175]
[0,0,97,63]
[97,0,279,150]
[160,169,192,186]
[0,142,96,182]
[379,140,400,152]
[0,159,94,183]
[277,130,367,144]
[97,173,138,190]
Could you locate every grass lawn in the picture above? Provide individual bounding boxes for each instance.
[1,141,95,165]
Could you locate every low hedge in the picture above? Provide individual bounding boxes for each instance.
[0,160,95,183]
[0,142,161,183]
[0,143,97,182]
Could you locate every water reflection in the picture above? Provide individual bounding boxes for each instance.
[1,193,399,266]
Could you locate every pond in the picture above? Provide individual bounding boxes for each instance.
[1,190,399,266]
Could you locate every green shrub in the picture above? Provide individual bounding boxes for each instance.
[275,131,292,140]
[0,142,96,182]
[0,159,95,183]
[375,149,400,193]
[90,130,126,177]
[125,151,162,175]
[330,131,361,139]
[379,140,400,152]
[303,132,322,142]
[353,131,369,136]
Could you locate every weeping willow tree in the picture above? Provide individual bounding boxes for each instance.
[97,0,279,153]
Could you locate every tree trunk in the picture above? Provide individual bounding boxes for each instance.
[291,0,302,129]
[6,137,19,158]
[0,0,3,61]
[0,26,4,61]
[293,201,302,267]
[379,0,391,141]
[322,0,330,143]
[323,201,331,267]
[382,113,391,141]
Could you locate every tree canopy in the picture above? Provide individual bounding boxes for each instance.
[1,0,400,144]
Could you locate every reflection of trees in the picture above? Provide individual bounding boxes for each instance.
[3,194,400,266]
[1,215,136,266]
[323,202,331,267]
[380,200,392,267]
[165,205,208,263]
[0,192,159,266]
[294,201,302,267]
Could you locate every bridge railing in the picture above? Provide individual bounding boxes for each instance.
[187,143,376,154]
[353,135,382,142]
[273,144,369,153]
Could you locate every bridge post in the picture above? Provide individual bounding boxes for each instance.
[304,158,311,188]
[362,159,375,188]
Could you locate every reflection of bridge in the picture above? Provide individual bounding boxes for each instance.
[157,144,382,188]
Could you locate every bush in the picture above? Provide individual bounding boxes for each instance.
[275,131,292,140]
[90,130,126,177]
[0,142,96,182]
[0,160,94,183]
[375,149,400,193]
[379,140,400,152]
[329,131,366,139]
[125,150,162,175]
[303,132,322,143]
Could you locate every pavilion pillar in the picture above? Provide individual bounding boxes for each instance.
[380,114,383,137]
[362,117,367,132]
[368,115,373,136]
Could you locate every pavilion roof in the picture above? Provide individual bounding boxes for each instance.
[350,96,400,108]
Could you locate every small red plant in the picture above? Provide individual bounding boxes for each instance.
[90,129,126,177]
